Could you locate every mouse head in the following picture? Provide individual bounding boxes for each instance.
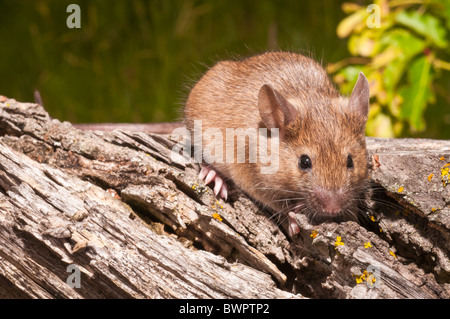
[258,72,370,223]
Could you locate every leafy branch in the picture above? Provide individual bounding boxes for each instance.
[328,0,450,137]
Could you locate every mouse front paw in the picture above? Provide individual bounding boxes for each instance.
[199,164,228,200]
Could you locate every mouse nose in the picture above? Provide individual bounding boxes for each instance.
[313,187,346,215]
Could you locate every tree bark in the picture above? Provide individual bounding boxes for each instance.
[0,97,448,299]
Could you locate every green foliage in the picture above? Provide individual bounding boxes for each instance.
[0,0,347,124]
[1,0,449,138]
[330,0,450,137]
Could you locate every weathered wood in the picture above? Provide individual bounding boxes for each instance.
[0,97,448,299]
[73,122,183,134]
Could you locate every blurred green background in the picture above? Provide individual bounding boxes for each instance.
[0,0,449,139]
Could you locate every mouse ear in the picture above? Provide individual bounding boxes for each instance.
[348,72,370,121]
[258,84,298,138]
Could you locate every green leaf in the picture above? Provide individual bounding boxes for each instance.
[383,59,407,101]
[445,0,450,29]
[395,10,447,48]
[398,56,434,131]
[433,0,450,30]
[379,29,426,59]
[378,29,426,102]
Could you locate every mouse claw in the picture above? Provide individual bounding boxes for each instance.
[205,170,217,185]
[288,212,300,237]
[199,165,216,185]
[212,174,229,200]
[198,164,229,201]
[220,184,228,201]
[215,177,228,201]
[213,175,223,196]
[198,166,209,180]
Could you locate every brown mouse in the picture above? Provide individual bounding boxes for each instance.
[183,51,370,236]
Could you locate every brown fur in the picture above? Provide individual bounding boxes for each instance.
[184,51,369,224]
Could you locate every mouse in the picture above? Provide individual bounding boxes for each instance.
[183,51,370,237]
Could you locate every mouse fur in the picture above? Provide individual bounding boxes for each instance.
[184,51,370,231]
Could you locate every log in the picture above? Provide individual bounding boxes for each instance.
[0,96,448,299]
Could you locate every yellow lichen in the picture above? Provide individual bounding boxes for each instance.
[212,213,223,222]
[354,270,377,285]
[367,274,377,287]
[334,236,345,249]
[310,230,318,239]
[441,165,449,187]
[216,200,223,209]
[428,173,433,182]
[389,250,397,259]
[364,241,372,248]
[397,186,404,193]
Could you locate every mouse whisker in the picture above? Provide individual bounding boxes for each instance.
[254,186,308,195]
[272,196,307,203]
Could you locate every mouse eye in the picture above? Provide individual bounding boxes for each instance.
[298,154,312,171]
[347,154,354,170]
